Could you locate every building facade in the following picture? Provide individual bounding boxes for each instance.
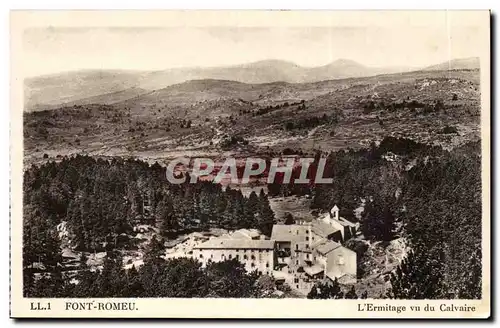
[191,205,358,295]
[271,205,358,294]
[193,237,275,275]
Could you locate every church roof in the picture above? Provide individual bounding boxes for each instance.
[311,221,340,238]
[338,217,358,228]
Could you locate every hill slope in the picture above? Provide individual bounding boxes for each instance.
[24,70,148,111]
[24,59,413,111]
[423,57,480,71]
[24,57,477,111]
[23,69,481,165]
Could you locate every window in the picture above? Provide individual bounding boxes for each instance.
[266,263,269,268]
[306,236,309,241]
[211,254,214,259]
[338,255,345,265]
[251,263,255,267]
[306,244,309,249]
[295,244,299,250]
[228,254,232,260]
[236,255,240,260]
[294,278,299,283]
[296,260,299,265]
[199,254,203,259]
[296,230,299,235]
[306,254,310,260]
[251,255,256,260]
[243,255,248,260]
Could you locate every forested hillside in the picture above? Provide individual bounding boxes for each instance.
[269,137,482,299]
[23,137,482,299]
[23,156,275,277]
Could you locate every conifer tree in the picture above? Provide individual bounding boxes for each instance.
[361,198,395,241]
[388,244,445,299]
[345,286,358,299]
[307,278,344,299]
[457,248,482,299]
[257,189,275,236]
[144,235,165,265]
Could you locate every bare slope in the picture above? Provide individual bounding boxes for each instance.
[423,57,480,71]
[24,59,415,111]
[23,69,480,165]
[24,70,148,111]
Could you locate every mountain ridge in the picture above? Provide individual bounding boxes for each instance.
[423,57,480,71]
[24,57,479,111]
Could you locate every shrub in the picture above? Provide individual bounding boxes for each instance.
[440,125,458,134]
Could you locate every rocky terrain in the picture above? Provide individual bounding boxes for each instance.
[24,68,481,167]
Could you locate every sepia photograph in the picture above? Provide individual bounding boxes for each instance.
[10,10,490,318]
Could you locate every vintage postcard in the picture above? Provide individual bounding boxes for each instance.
[10,10,490,318]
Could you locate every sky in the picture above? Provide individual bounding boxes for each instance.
[22,25,482,77]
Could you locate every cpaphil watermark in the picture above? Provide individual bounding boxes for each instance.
[165,157,333,184]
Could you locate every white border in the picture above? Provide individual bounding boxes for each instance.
[3,2,497,327]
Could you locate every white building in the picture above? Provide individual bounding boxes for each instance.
[193,230,275,275]
[192,205,358,295]
[270,205,358,293]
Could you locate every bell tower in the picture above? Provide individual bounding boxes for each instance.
[330,205,339,222]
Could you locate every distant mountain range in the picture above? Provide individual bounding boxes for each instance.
[422,57,480,71]
[24,57,479,111]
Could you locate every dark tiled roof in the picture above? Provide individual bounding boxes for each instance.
[326,272,356,284]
